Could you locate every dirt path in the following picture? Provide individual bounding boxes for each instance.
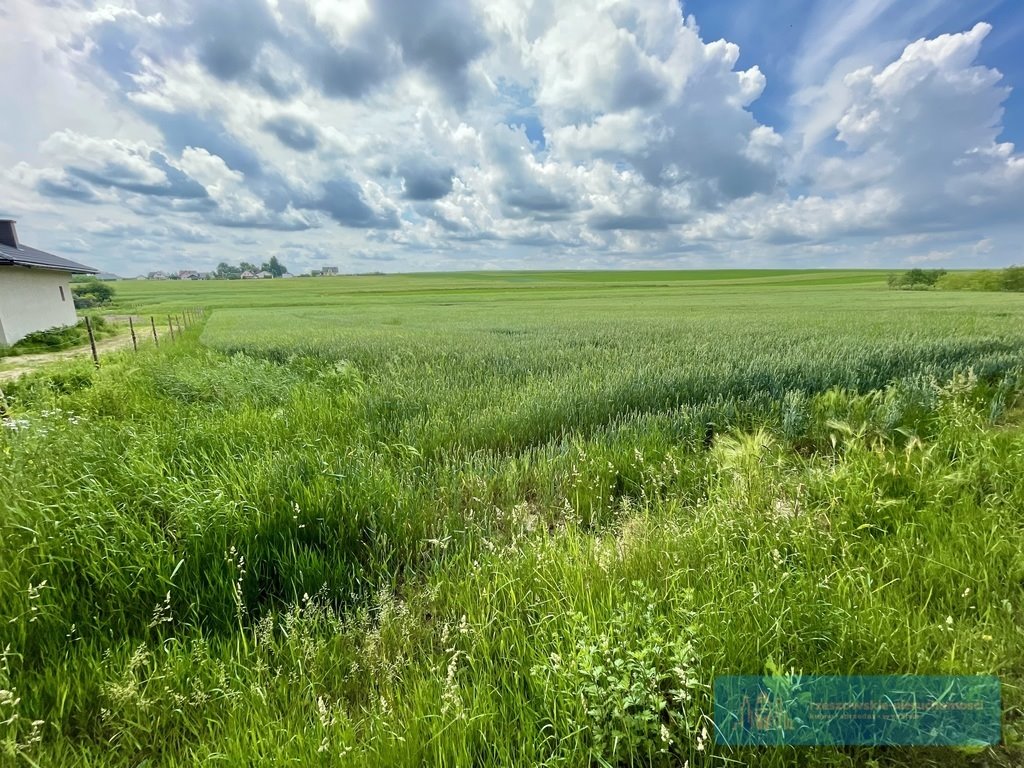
[0,332,140,382]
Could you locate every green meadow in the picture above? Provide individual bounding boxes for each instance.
[1,271,1023,766]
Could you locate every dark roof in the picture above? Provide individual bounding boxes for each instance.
[0,242,97,274]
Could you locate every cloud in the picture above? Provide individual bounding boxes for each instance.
[303,36,396,100]
[263,114,321,151]
[100,0,492,106]
[821,23,1024,229]
[35,172,101,203]
[41,131,209,199]
[399,160,454,201]
[85,219,215,244]
[588,213,670,232]
[790,0,905,89]
[148,112,267,178]
[483,124,580,218]
[379,0,489,103]
[191,0,281,83]
[1,1,1023,272]
[299,177,401,229]
[297,0,489,103]
[175,146,317,230]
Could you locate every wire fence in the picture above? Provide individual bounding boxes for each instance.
[0,308,204,416]
[83,307,205,367]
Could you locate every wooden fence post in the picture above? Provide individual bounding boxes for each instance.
[84,316,99,368]
[128,317,138,352]
[168,315,176,341]
[151,316,159,347]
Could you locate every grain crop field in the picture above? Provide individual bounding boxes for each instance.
[2,271,1023,766]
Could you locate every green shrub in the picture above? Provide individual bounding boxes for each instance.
[71,278,116,309]
[936,265,1024,292]
[0,316,115,357]
[1,319,92,357]
[887,268,947,290]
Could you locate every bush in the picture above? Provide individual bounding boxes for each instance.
[935,265,1024,292]
[1001,265,1024,291]
[0,317,113,357]
[72,278,116,309]
[887,269,947,290]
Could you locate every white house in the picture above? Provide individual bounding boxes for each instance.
[0,220,98,346]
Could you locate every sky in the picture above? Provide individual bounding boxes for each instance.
[1,0,1022,276]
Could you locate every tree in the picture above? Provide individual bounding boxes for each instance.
[1001,266,1024,292]
[71,278,115,309]
[240,261,258,273]
[215,262,242,280]
[261,256,287,277]
[888,269,946,290]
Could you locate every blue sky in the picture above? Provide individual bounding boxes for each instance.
[687,0,1024,140]
[1,0,1022,275]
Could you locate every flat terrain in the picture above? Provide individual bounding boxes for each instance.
[112,270,892,313]
[0,332,136,382]
[2,271,1022,766]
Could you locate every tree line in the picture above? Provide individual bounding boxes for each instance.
[888,266,1024,292]
[215,256,288,279]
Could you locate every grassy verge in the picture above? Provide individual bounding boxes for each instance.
[0,321,1022,766]
[0,316,117,359]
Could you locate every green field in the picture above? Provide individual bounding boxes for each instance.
[111,270,889,313]
[2,271,1023,766]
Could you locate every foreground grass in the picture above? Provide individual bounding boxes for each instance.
[1,278,1023,766]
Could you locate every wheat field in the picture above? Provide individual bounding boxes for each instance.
[1,272,1022,766]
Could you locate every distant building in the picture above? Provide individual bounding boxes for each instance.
[321,266,339,276]
[0,219,98,346]
[240,270,257,279]
[255,270,272,279]
[148,270,169,280]
[178,270,200,280]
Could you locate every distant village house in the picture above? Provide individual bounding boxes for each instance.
[0,219,98,346]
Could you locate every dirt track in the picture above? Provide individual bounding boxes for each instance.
[0,332,140,382]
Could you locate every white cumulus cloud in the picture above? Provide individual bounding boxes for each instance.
[0,0,1021,273]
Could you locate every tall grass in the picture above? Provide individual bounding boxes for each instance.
[0,317,115,358]
[1,279,1023,766]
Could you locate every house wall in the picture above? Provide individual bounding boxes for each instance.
[0,266,79,346]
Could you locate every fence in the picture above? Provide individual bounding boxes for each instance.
[82,307,205,368]
[0,308,204,420]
